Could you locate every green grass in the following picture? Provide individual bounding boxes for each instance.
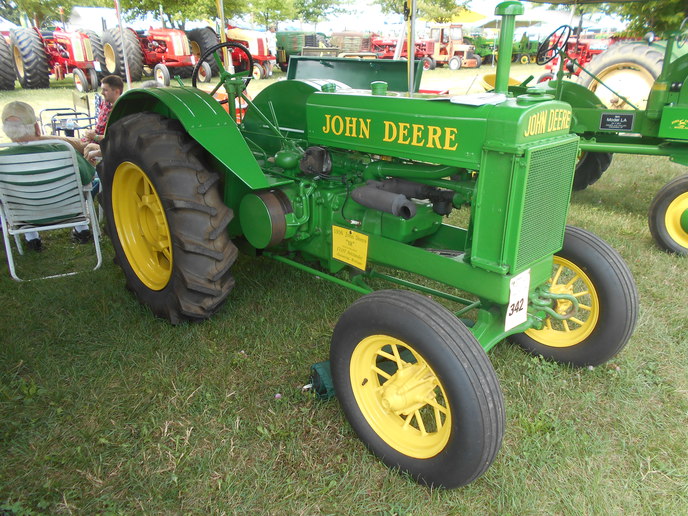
[1,69,688,514]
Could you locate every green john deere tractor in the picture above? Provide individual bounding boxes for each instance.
[99,1,638,488]
[520,0,688,255]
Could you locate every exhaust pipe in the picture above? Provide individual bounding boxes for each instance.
[351,184,417,219]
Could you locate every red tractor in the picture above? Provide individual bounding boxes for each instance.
[538,35,614,82]
[226,26,276,79]
[186,26,276,80]
[427,24,481,69]
[94,27,212,86]
[370,36,436,69]
[7,26,99,91]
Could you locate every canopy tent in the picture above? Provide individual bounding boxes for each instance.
[470,6,577,31]
[0,15,17,31]
[444,9,488,24]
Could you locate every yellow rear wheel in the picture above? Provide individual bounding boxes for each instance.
[112,161,172,291]
[579,43,663,110]
[101,112,237,323]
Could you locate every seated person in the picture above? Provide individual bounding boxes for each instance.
[83,142,102,166]
[83,74,123,144]
[1,101,98,251]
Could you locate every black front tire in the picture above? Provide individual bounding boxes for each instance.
[153,63,171,86]
[648,174,688,255]
[422,56,435,70]
[448,56,462,70]
[100,112,237,323]
[573,152,613,191]
[510,226,638,366]
[10,28,49,89]
[331,290,504,488]
[72,68,90,92]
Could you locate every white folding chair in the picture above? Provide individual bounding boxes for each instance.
[0,139,102,281]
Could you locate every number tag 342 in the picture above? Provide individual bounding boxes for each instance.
[505,269,530,332]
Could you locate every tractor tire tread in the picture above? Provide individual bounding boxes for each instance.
[0,37,15,90]
[10,28,49,89]
[102,27,144,81]
[573,152,613,191]
[101,112,236,323]
[186,27,220,75]
[79,30,106,79]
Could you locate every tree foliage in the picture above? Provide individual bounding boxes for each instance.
[374,0,469,23]
[418,0,469,23]
[10,0,108,28]
[249,0,296,30]
[1,0,20,25]
[293,0,345,25]
[604,0,688,36]
[120,0,246,30]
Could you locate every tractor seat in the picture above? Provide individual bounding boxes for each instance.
[479,73,520,92]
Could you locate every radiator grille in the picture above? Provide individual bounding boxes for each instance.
[514,138,578,271]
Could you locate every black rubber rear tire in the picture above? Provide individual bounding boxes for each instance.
[648,174,688,255]
[510,226,638,367]
[100,112,237,323]
[573,152,613,191]
[187,27,220,75]
[102,27,144,81]
[80,30,106,79]
[331,290,504,488]
[0,36,15,90]
[10,28,49,89]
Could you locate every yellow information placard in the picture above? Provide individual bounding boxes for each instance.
[332,225,369,270]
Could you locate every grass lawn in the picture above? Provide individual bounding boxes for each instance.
[1,66,687,514]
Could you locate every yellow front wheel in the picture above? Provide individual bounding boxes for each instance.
[510,226,638,366]
[331,290,504,488]
[648,174,688,255]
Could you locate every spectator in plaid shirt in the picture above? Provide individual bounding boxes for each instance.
[83,75,123,144]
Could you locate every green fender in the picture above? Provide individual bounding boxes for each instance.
[107,87,271,190]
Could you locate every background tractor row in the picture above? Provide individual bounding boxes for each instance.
[0,27,99,91]
[98,0,637,489]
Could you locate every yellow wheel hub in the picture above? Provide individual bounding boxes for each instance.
[112,162,173,290]
[525,256,599,348]
[13,46,24,77]
[104,43,116,73]
[589,64,655,109]
[665,191,688,249]
[350,335,451,458]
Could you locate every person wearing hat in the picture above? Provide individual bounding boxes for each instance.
[1,101,97,251]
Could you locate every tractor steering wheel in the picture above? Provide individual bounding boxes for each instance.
[536,25,573,66]
[191,41,254,102]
